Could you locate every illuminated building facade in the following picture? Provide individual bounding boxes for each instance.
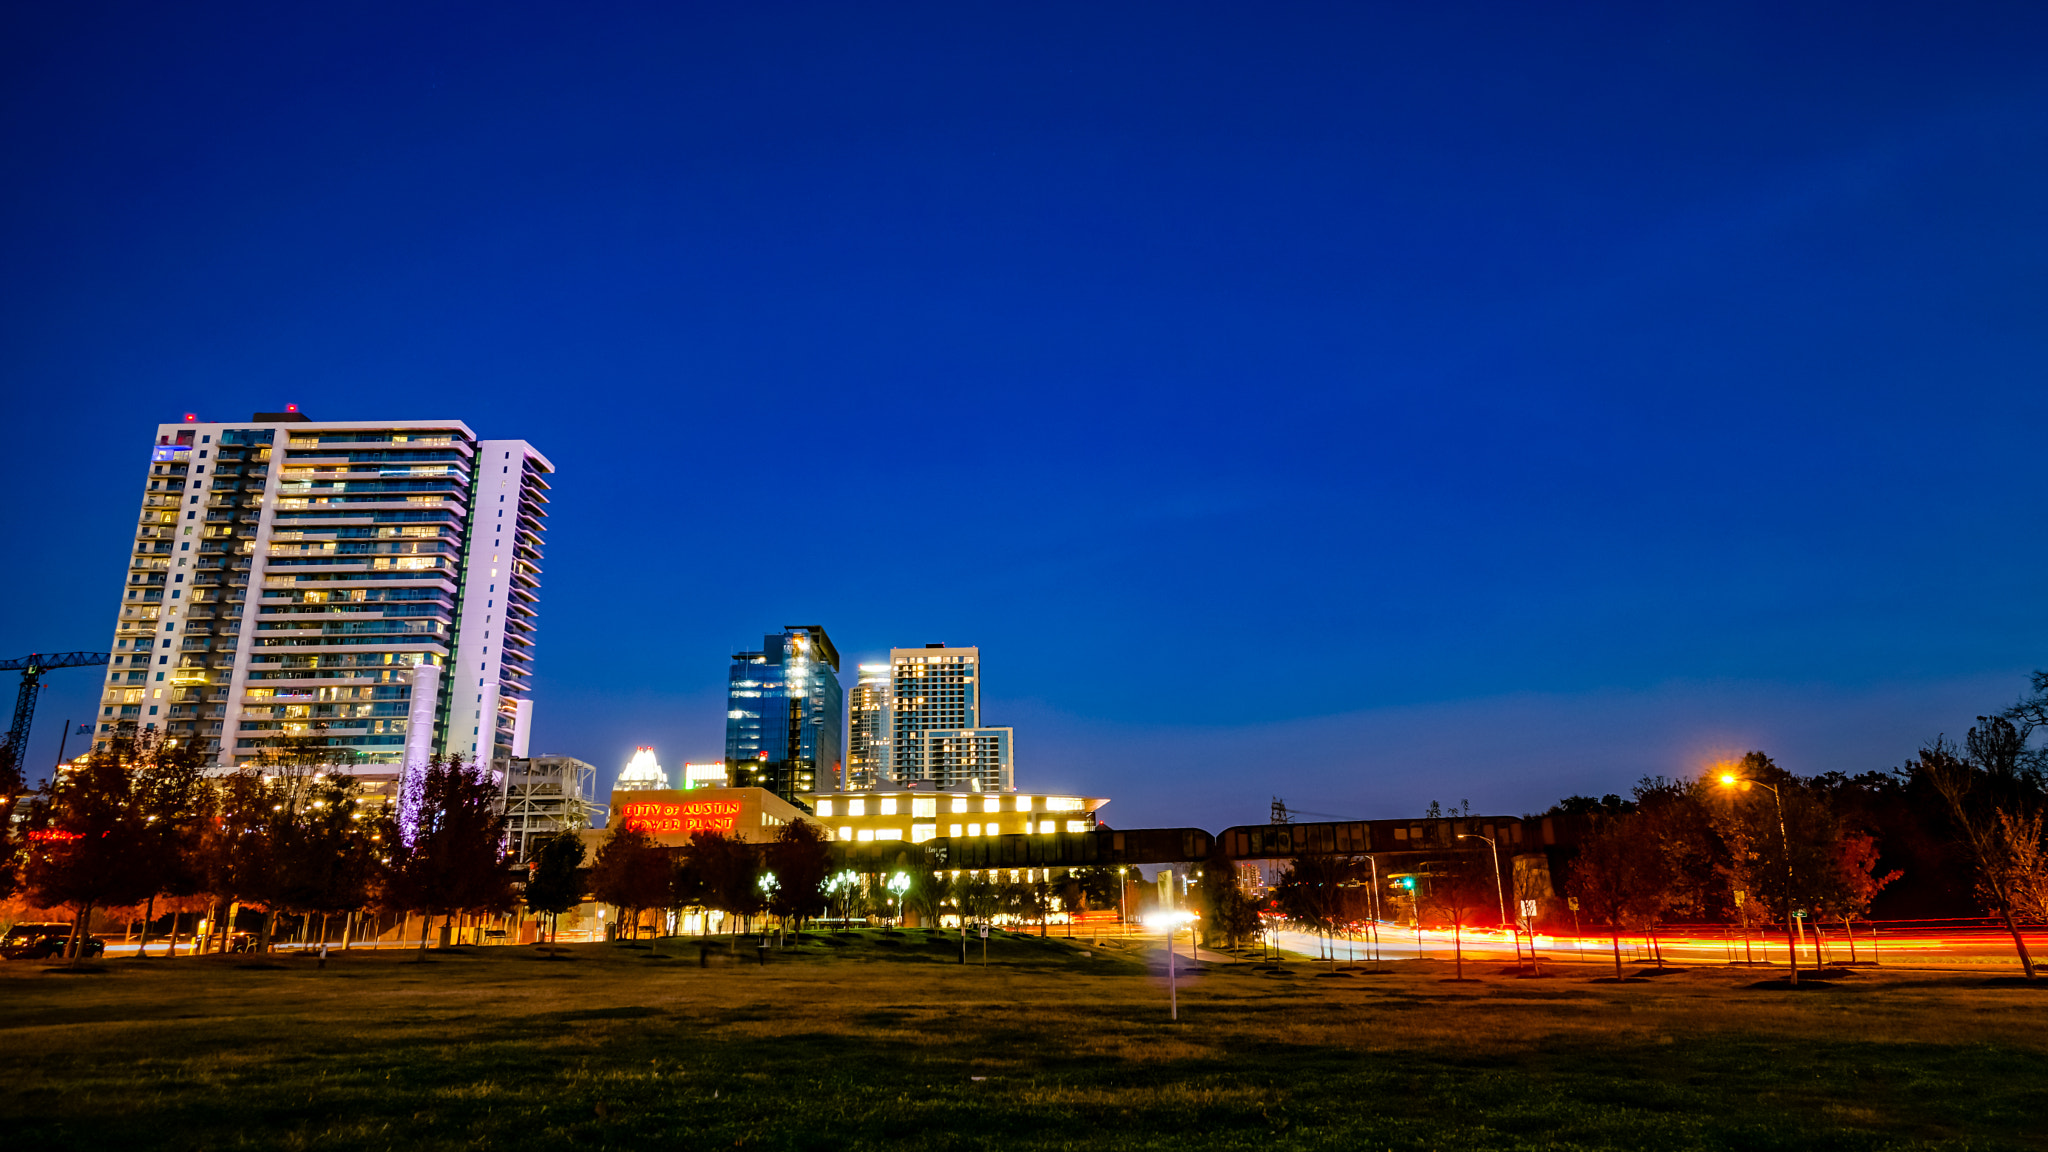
[800,789,1106,845]
[846,662,890,789]
[95,409,551,791]
[615,747,669,791]
[886,645,1013,792]
[603,786,810,846]
[682,761,728,789]
[724,626,843,806]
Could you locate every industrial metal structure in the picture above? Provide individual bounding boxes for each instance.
[502,753,603,862]
[0,651,110,787]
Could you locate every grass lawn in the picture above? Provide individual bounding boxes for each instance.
[3,927,2046,1150]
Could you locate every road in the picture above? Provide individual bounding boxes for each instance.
[1269,922,2048,973]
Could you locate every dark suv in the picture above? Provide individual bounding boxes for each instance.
[0,923,106,960]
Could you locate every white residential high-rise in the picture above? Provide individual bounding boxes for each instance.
[884,644,1014,792]
[97,409,551,793]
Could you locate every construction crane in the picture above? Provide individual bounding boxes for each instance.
[0,651,110,789]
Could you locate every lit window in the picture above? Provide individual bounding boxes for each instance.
[1046,797,1084,812]
[838,827,852,841]
[949,824,963,837]
[879,797,898,815]
[951,796,968,813]
[856,829,874,842]
[967,823,981,837]
[875,828,903,841]
[1065,820,1088,833]
[982,797,1000,813]
[817,800,834,818]
[912,797,937,818]
[1039,821,1056,834]
[1016,796,1035,812]
[849,798,866,817]
[911,823,937,843]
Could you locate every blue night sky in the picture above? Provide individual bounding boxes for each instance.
[4,4,2046,831]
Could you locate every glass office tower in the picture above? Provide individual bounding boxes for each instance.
[845,662,890,790]
[725,625,843,807]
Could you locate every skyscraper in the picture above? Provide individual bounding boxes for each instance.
[725,625,843,806]
[846,662,890,790]
[615,747,669,791]
[885,644,1014,792]
[99,410,551,792]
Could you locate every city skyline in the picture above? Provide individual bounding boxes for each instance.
[6,5,2047,834]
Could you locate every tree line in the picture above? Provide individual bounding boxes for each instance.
[0,731,513,962]
[1249,673,2048,983]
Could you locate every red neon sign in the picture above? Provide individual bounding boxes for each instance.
[618,799,741,836]
[28,829,83,842]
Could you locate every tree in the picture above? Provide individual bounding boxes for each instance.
[1807,828,1900,962]
[668,850,707,935]
[1711,752,1872,983]
[586,827,668,940]
[117,733,210,958]
[1910,731,2042,979]
[382,756,513,956]
[22,740,161,962]
[823,868,860,928]
[1992,808,2048,927]
[1066,866,1121,915]
[764,822,832,935]
[1565,813,1675,981]
[1420,851,1497,980]
[958,873,1000,928]
[192,771,278,953]
[898,854,951,930]
[266,772,386,951]
[1273,853,1353,966]
[523,830,587,955]
[1192,850,1261,950]
[688,829,760,946]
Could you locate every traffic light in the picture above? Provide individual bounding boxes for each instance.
[1399,877,1415,891]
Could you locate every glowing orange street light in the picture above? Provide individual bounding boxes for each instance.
[1718,770,1801,986]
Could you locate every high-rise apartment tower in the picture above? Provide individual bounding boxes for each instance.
[725,626,844,806]
[98,410,551,792]
[884,644,1013,792]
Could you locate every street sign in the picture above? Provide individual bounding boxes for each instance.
[979,925,989,939]
[1518,899,1538,918]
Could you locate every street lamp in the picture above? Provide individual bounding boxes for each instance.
[1456,833,1519,963]
[1144,909,1196,1021]
[824,870,858,928]
[886,872,911,928]
[1718,772,1801,986]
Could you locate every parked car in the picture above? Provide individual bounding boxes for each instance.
[0,923,106,960]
